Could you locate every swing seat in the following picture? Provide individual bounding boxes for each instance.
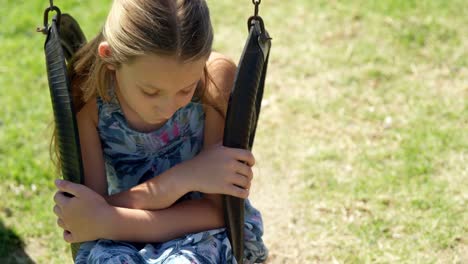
[40,4,270,263]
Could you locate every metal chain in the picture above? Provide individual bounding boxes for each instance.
[252,0,261,17]
[248,0,270,41]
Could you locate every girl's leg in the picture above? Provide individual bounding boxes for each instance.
[85,239,145,264]
[140,228,235,264]
[75,241,97,264]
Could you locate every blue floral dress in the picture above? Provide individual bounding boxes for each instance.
[75,87,268,264]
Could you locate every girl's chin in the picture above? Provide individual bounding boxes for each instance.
[140,111,173,125]
[145,116,169,125]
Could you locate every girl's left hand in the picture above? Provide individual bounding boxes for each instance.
[53,179,112,243]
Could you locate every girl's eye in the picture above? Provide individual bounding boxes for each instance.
[142,89,159,97]
[143,91,159,97]
[179,86,195,95]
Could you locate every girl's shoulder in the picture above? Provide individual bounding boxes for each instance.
[207,51,236,67]
[206,51,237,83]
[76,97,99,127]
[203,52,237,110]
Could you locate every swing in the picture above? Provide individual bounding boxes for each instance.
[38,1,271,263]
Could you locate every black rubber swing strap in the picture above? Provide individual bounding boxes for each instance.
[222,20,271,264]
[248,46,270,151]
[44,18,84,185]
[44,18,84,259]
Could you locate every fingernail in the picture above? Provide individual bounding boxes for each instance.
[55,179,63,186]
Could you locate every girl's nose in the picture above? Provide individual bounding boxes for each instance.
[158,98,181,119]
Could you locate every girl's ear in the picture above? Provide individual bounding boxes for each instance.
[98,41,116,70]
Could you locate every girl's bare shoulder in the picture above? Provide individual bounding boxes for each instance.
[207,51,236,68]
[77,97,99,126]
[205,51,237,101]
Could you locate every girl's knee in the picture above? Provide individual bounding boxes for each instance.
[163,252,200,264]
[87,240,144,264]
[163,249,223,264]
[88,254,145,264]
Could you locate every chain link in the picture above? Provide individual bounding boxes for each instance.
[37,1,61,34]
[252,0,261,17]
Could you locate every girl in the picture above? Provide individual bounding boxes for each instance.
[51,0,268,263]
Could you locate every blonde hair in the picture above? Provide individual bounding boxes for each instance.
[52,0,225,170]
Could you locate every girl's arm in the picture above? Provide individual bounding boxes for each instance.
[195,52,237,210]
[55,179,224,243]
[76,101,107,197]
[107,196,225,242]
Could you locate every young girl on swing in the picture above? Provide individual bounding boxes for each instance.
[51,0,268,263]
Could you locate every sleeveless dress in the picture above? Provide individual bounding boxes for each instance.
[75,87,268,264]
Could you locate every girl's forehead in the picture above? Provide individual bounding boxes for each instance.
[123,54,206,87]
[130,54,206,70]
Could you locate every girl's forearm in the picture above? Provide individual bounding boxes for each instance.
[103,196,225,243]
[106,163,190,210]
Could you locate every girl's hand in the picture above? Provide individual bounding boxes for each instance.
[178,142,255,199]
[53,179,112,243]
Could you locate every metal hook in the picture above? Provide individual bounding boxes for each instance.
[36,4,61,34]
[247,0,271,44]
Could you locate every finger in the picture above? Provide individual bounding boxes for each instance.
[229,173,251,189]
[228,185,250,199]
[55,179,85,197]
[53,191,70,208]
[63,230,74,243]
[234,162,254,180]
[53,205,62,217]
[226,148,255,166]
[57,218,66,229]
[205,141,222,150]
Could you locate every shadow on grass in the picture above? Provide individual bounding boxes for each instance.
[0,219,35,264]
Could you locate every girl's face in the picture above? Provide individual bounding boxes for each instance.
[113,54,207,128]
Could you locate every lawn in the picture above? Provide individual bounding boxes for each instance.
[0,0,466,263]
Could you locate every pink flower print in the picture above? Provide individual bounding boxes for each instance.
[160,131,169,143]
[172,124,180,137]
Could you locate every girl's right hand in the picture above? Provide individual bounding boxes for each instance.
[178,142,255,199]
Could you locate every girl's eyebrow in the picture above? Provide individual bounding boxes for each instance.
[140,80,199,91]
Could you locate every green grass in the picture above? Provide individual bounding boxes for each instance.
[1,0,467,263]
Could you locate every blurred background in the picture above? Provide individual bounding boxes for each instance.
[0,0,466,263]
